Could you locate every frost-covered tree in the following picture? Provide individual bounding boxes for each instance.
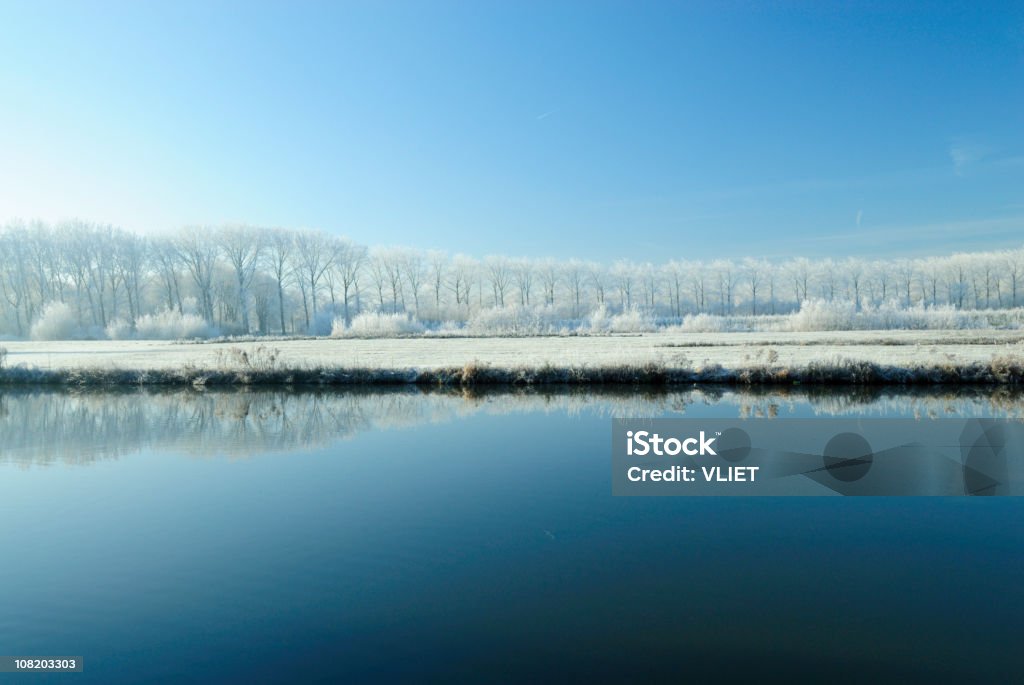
[564,260,587,317]
[787,257,812,304]
[485,256,513,307]
[294,229,335,328]
[263,228,294,334]
[399,248,426,317]
[743,258,764,315]
[1005,249,1023,308]
[538,259,559,307]
[448,255,475,309]
[513,258,535,307]
[218,224,265,332]
[2,218,1024,339]
[842,258,864,311]
[689,262,707,314]
[586,262,606,306]
[612,261,634,309]
[664,261,685,317]
[176,226,218,322]
[712,259,734,315]
[428,250,447,315]
[334,239,367,326]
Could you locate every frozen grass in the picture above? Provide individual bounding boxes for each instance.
[2,346,1024,388]
[5,329,1024,387]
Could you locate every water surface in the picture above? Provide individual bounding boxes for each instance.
[1,387,1021,682]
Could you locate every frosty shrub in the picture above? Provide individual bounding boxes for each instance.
[678,313,733,333]
[785,300,986,332]
[587,305,657,333]
[868,303,978,330]
[606,308,657,333]
[133,309,214,339]
[676,313,794,333]
[332,312,425,338]
[30,302,84,340]
[587,304,612,333]
[787,300,859,331]
[105,318,134,340]
[667,301,1003,334]
[985,309,1024,329]
[465,305,566,336]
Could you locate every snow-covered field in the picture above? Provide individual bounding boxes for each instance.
[6,329,1024,374]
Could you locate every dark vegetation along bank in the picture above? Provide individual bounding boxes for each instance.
[1,346,1023,388]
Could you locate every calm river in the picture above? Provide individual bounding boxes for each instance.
[1,387,1021,682]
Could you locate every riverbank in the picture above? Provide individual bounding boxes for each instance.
[2,330,1024,387]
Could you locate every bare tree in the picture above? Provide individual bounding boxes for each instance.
[689,262,706,313]
[586,262,606,306]
[787,257,812,305]
[665,261,685,317]
[400,249,426,317]
[612,261,634,309]
[896,259,916,307]
[175,226,218,322]
[294,229,335,329]
[843,258,864,311]
[113,229,147,325]
[218,224,265,332]
[538,259,559,307]
[485,256,513,307]
[427,250,447,316]
[334,239,367,326]
[513,258,535,306]
[639,263,658,312]
[3,218,1024,341]
[1005,249,1023,308]
[263,228,294,334]
[367,253,389,311]
[711,259,734,315]
[447,255,475,310]
[377,248,406,313]
[744,258,763,315]
[0,224,32,334]
[564,260,587,317]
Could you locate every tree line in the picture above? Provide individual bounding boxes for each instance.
[2,219,1023,337]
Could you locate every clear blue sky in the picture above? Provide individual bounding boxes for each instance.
[1,1,1022,260]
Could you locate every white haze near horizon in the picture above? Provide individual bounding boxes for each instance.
[2,214,1024,265]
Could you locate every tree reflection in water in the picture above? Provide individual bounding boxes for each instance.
[1,385,1021,466]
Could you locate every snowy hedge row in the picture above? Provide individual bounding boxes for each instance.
[30,302,216,341]
[28,299,1024,340]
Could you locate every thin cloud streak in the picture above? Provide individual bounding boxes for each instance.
[949,138,993,176]
[729,214,1024,261]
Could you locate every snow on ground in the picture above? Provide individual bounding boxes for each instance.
[6,329,1024,373]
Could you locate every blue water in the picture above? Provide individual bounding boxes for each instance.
[0,389,1021,682]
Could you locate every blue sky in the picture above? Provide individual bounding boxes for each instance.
[1,1,1022,260]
